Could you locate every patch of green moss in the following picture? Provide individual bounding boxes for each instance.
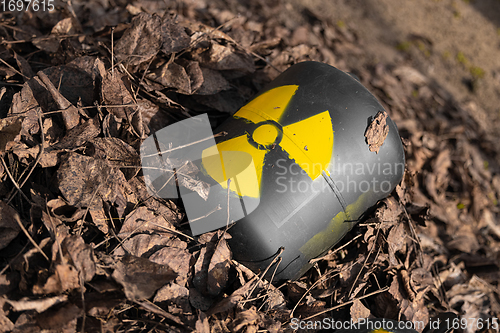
[396,41,411,52]
[470,66,485,78]
[412,90,419,98]
[456,51,468,65]
[488,192,498,206]
[336,20,345,29]
[457,202,466,209]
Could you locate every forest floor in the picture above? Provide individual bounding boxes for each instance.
[1,0,500,332]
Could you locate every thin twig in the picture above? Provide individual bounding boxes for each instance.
[188,204,222,223]
[289,266,343,318]
[243,247,284,305]
[0,57,29,81]
[7,107,45,205]
[141,131,227,158]
[301,286,389,321]
[348,227,381,299]
[309,234,363,264]
[399,200,425,267]
[13,208,49,262]
[257,257,282,312]
[111,27,114,76]
[1,157,36,207]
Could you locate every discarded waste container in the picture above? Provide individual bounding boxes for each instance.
[141,61,405,281]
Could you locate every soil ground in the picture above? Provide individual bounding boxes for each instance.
[289,0,500,134]
[1,1,500,332]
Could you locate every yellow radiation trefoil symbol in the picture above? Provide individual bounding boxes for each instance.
[202,85,334,198]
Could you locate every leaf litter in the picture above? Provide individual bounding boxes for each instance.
[1,0,500,332]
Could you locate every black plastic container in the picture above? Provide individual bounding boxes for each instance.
[206,62,404,280]
[141,61,405,280]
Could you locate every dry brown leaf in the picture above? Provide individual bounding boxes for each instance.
[118,206,174,238]
[13,53,34,80]
[376,197,403,223]
[12,143,59,168]
[196,67,231,95]
[36,71,80,130]
[193,245,211,295]
[51,116,100,150]
[386,223,407,266]
[206,277,256,316]
[233,306,262,332]
[88,137,140,178]
[112,255,177,300]
[61,235,96,282]
[35,303,82,331]
[364,110,389,154]
[388,272,429,328]
[0,201,24,251]
[182,60,204,93]
[207,238,231,296]
[57,153,127,211]
[33,264,80,294]
[160,14,191,55]
[101,71,137,124]
[447,224,480,253]
[350,299,371,322]
[149,246,192,287]
[114,13,162,66]
[114,234,173,257]
[0,117,22,155]
[194,41,255,74]
[148,61,192,94]
[154,282,189,304]
[195,311,210,333]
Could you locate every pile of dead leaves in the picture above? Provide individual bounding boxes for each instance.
[1,0,500,332]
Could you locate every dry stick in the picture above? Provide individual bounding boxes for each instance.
[7,104,45,205]
[225,179,231,229]
[301,286,390,321]
[348,226,382,299]
[80,182,102,236]
[79,273,86,333]
[14,207,49,262]
[42,103,138,116]
[0,33,83,45]
[148,222,194,241]
[141,131,227,158]
[0,57,29,81]
[133,55,155,100]
[1,158,36,207]
[242,247,284,305]
[399,200,425,267]
[257,257,283,312]
[133,299,183,326]
[111,27,114,76]
[1,158,48,262]
[188,205,221,223]
[431,259,450,309]
[154,161,189,197]
[289,266,345,318]
[0,243,29,276]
